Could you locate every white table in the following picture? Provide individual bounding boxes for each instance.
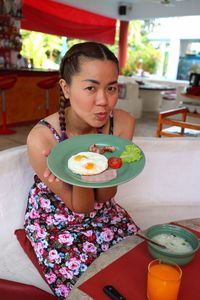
[139,83,176,112]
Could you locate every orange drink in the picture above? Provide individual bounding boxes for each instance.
[147,259,182,300]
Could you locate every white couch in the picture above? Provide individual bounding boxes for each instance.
[117,137,200,228]
[117,76,143,119]
[0,146,53,295]
[0,138,200,292]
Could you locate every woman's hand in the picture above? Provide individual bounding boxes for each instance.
[42,149,60,183]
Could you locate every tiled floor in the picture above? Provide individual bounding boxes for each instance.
[0,123,35,151]
[0,112,158,151]
[135,111,158,137]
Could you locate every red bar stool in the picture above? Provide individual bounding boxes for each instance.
[0,75,18,135]
[37,76,59,117]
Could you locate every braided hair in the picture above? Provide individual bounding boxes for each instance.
[58,42,119,141]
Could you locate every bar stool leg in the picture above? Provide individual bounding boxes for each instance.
[0,90,16,135]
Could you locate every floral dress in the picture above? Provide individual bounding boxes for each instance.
[24,119,139,299]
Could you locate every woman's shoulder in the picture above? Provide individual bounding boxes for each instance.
[113,108,135,125]
[113,108,133,120]
[27,113,59,147]
[113,108,135,139]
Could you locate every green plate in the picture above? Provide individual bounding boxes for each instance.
[47,134,145,188]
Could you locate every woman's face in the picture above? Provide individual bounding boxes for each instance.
[60,58,119,128]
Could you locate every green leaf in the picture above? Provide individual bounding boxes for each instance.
[120,144,142,163]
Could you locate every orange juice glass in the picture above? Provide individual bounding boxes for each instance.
[147,259,182,300]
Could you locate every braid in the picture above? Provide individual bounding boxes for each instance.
[58,87,68,141]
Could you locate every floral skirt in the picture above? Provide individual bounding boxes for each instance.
[24,175,139,298]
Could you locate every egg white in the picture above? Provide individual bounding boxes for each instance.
[68,151,108,175]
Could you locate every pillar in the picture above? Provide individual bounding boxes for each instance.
[118,20,129,72]
[166,38,180,80]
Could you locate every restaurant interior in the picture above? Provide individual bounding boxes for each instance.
[1,0,200,150]
[0,1,200,299]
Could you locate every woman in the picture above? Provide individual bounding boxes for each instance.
[25,42,139,298]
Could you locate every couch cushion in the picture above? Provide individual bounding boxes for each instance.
[0,146,53,294]
[15,229,47,285]
[116,138,200,229]
[0,146,33,247]
[0,278,58,300]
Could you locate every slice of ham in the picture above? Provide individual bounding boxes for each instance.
[81,169,117,183]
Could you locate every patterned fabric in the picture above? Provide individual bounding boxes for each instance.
[24,118,139,299]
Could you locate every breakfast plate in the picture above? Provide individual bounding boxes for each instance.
[47,134,145,188]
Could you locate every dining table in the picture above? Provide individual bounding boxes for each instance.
[68,218,200,300]
[138,82,176,112]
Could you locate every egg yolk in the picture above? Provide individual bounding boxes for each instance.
[74,155,87,161]
[85,162,94,170]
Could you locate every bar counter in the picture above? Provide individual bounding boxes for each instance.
[0,69,59,126]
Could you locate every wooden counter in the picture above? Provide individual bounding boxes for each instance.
[0,69,59,126]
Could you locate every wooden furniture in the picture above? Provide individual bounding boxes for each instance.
[0,75,17,134]
[156,107,200,137]
[37,76,59,117]
[0,70,59,126]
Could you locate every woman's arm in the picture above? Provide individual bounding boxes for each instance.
[28,110,135,209]
[113,108,136,140]
[95,109,135,203]
[27,125,95,213]
[94,186,117,203]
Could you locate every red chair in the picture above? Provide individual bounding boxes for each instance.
[0,75,17,135]
[37,76,59,117]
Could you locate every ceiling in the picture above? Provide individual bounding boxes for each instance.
[22,0,116,44]
[56,0,200,20]
[21,0,200,46]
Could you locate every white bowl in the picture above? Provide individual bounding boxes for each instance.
[196,106,200,114]
[186,105,196,113]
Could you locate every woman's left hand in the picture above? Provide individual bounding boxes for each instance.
[42,149,60,183]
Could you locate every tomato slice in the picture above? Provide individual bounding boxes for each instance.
[108,157,122,169]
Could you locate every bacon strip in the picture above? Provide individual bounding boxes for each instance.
[89,144,115,154]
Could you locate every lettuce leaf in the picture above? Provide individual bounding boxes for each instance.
[120,144,142,163]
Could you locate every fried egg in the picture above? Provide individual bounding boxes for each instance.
[68,151,108,175]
